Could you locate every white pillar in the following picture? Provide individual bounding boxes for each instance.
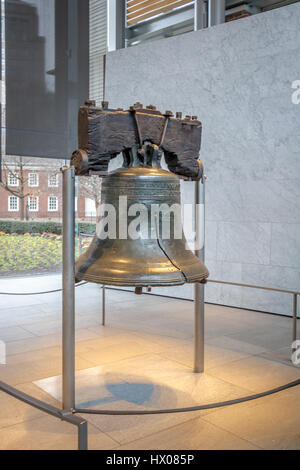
[107,0,125,51]
[208,0,225,27]
[194,0,207,31]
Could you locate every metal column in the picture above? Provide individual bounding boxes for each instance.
[78,420,88,450]
[102,285,106,326]
[62,167,76,410]
[194,0,207,31]
[194,176,206,373]
[107,0,126,51]
[208,0,225,27]
[292,293,298,353]
[193,0,222,374]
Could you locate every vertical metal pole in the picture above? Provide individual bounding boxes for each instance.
[107,0,126,51]
[0,0,6,183]
[194,176,205,373]
[78,421,88,451]
[292,293,298,353]
[62,167,75,410]
[194,0,207,31]
[208,0,225,27]
[102,285,106,326]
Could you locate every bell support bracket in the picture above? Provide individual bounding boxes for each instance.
[71,101,204,180]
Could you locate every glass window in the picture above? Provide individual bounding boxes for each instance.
[48,173,58,187]
[8,195,19,211]
[125,0,194,47]
[48,196,58,212]
[0,0,89,282]
[8,172,18,187]
[28,196,39,212]
[1,157,64,278]
[28,173,39,187]
[4,0,89,159]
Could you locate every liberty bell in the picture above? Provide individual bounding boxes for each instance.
[72,101,209,289]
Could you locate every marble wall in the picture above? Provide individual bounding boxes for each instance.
[105,3,300,316]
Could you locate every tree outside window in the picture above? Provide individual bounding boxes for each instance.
[1,157,33,220]
[8,173,19,187]
[78,175,101,222]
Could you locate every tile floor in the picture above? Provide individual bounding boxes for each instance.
[0,275,299,450]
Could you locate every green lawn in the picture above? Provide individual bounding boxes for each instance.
[0,234,63,274]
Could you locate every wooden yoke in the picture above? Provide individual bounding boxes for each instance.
[71,100,203,180]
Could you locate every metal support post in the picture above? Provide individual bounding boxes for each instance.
[292,293,298,353]
[208,0,225,27]
[102,285,106,326]
[107,0,126,51]
[194,0,207,30]
[194,175,206,373]
[62,166,76,410]
[78,420,88,450]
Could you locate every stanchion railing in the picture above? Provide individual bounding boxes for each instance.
[0,381,88,450]
[100,282,299,349]
[206,279,299,350]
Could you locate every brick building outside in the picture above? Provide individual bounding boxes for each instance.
[0,157,97,222]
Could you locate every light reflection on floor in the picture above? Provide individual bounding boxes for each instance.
[0,276,299,449]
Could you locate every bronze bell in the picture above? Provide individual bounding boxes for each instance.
[75,143,209,287]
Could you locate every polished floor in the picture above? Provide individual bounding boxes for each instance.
[0,275,299,450]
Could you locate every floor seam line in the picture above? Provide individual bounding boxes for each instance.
[199,416,265,450]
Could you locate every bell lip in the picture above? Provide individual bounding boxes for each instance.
[75,272,209,286]
[75,273,186,286]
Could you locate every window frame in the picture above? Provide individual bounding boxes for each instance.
[28,173,39,188]
[48,173,59,188]
[48,196,58,212]
[8,172,19,187]
[8,195,19,212]
[28,196,39,212]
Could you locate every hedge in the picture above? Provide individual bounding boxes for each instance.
[0,220,96,235]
